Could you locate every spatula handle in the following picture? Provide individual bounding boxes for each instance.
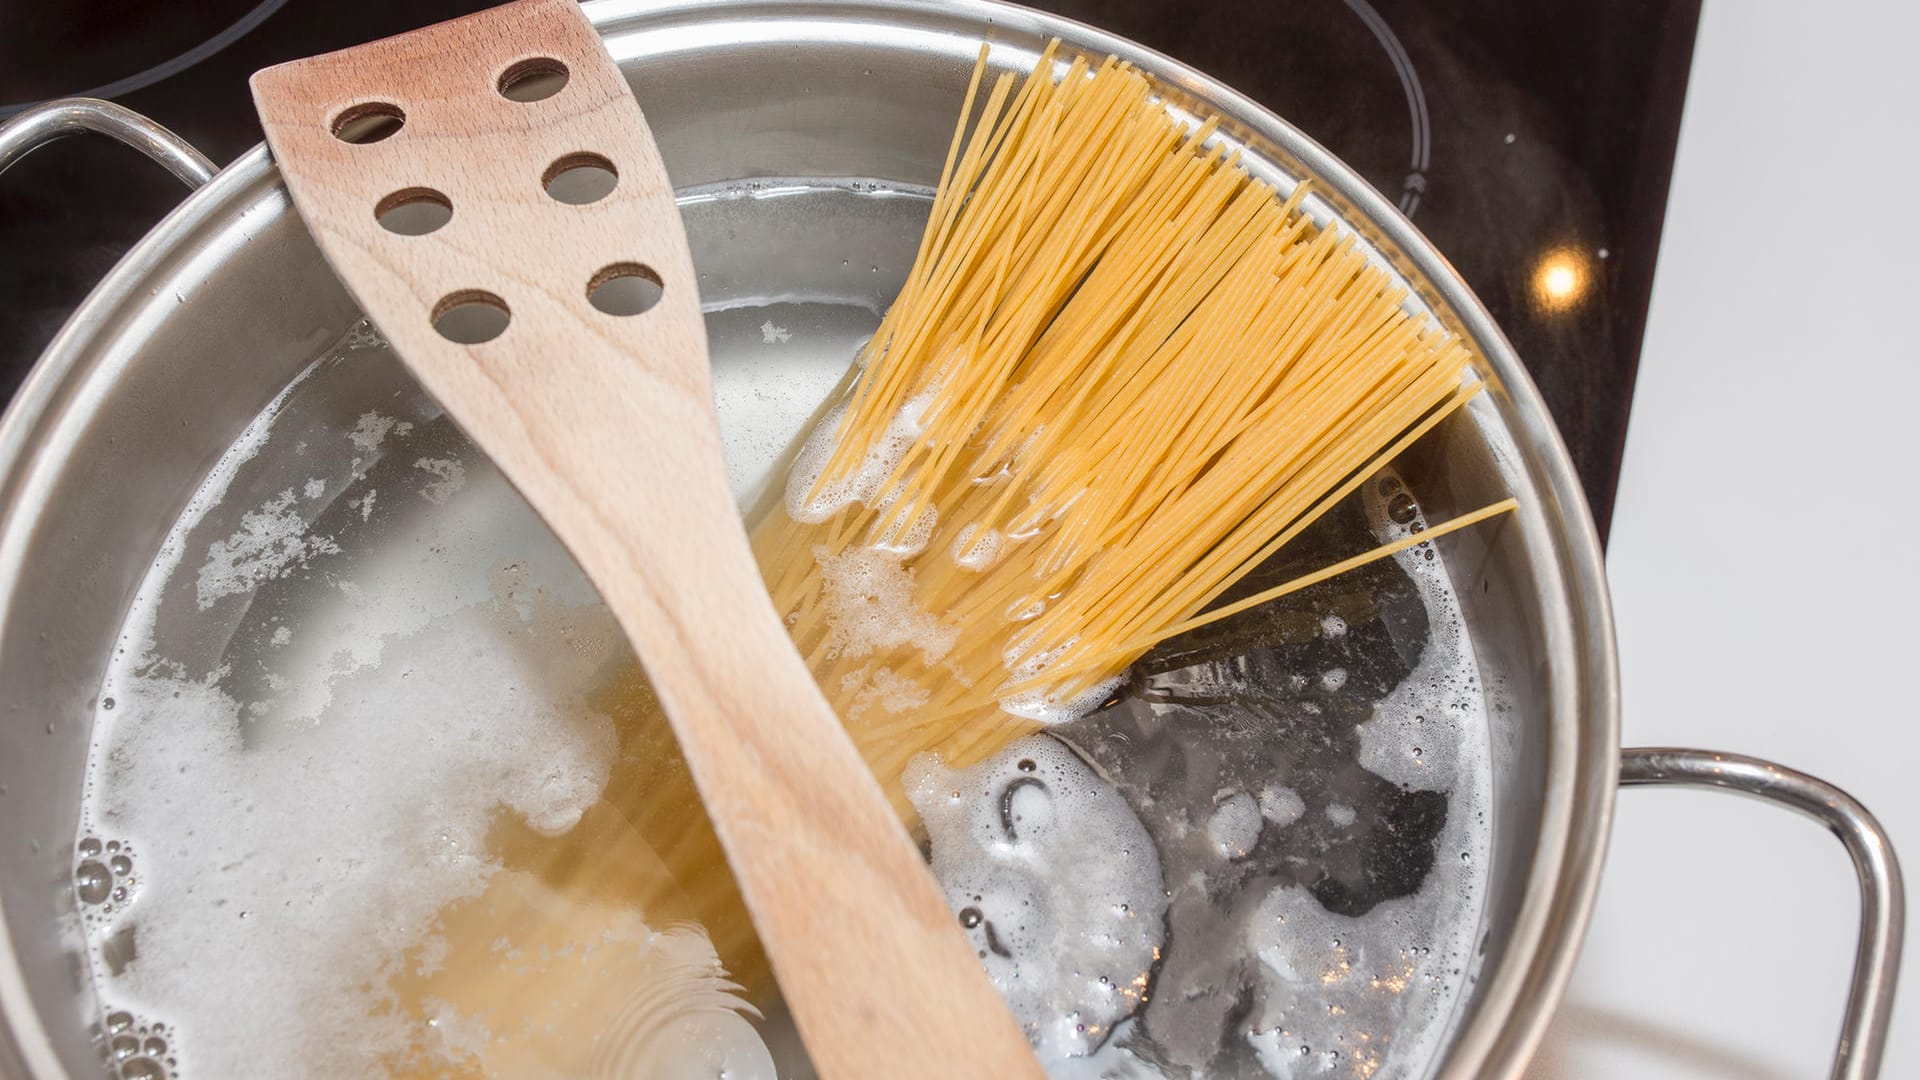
[250,2,1040,1075]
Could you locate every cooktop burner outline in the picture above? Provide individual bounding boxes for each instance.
[1338,0,1430,217]
[0,0,291,121]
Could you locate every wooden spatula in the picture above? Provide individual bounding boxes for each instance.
[249,2,1041,1075]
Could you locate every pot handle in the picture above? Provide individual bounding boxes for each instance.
[1619,747,1904,1080]
[0,98,214,188]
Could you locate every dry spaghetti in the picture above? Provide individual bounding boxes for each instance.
[625,40,1512,981]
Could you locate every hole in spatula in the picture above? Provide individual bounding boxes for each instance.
[543,153,618,205]
[497,57,570,102]
[433,291,511,344]
[330,102,405,144]
[375,188,452,236]
[587,263,663,316]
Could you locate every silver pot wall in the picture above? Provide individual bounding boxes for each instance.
[0,2,1899,1078]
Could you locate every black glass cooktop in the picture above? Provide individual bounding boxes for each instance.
[0,0,1699,540]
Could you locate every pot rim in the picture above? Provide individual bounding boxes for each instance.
[0,1,1620,1076]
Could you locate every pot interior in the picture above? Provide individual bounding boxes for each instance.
[0,2,1611,1077]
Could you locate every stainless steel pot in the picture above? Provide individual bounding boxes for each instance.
[0,2,1901,1077]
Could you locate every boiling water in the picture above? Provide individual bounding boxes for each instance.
[70,180,1491,1079]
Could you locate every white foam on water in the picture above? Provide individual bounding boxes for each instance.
[1206,790,1263,859]
[1045,1019,1164,1079]
[1007,598,1047,622]
[194,489,341,610]
[1356,475,1490,803]
[348,411,405,454]
[952,523,1005,571]
[873,504,938,557]
[1258,785,1307,828]
[74,327,761,1078]
[1244,884,1458,1080]
[812,544,957,665]
[906,738,1166,1066]
[998,672,1127,726]
[1238,473,1494,1079]
[413,456,467,504]
[783,389,936,523]
[851,666,931,714]
[83,589,622,1076]
[241,421,590,729]
[998,637,1127,726]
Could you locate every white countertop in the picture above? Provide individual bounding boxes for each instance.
[1523,0,1919,1076]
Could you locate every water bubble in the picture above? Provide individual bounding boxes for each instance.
[106,1011,133,1033]
[111,887,128,903]
[76,862,112,905]
[103,698,116,711]
[106,841,120,853]
[958,906,983,929]
[143,1036,167,1055]
[79,837,102,857]
[1017,759,1036,772]
[1387,490,1418,524]
[121,1057,166,1080]
[112,1034,139,1060]
[109,854,133,876]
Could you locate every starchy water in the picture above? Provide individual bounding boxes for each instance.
[70,180,1491,1080]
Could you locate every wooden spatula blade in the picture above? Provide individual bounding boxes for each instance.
[250,2,1043,1075]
